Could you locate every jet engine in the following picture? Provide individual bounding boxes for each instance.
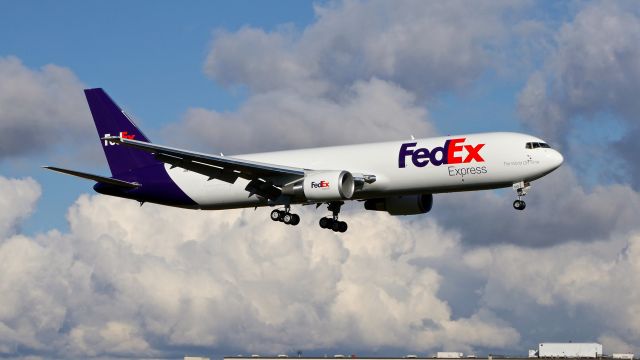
[282,170,356,201]
[364,194,433,215]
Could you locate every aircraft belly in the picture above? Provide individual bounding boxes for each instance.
[165,165,263,208]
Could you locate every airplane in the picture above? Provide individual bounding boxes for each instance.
[45,88,564,233]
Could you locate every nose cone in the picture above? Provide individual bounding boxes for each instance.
[548,149,564,170]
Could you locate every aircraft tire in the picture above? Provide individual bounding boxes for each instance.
[271,209,282,221]
[513,200,526,210]
[290,214,300,226]
[319,217,331,229]
[283,213,293,224]
[338,221,348,233]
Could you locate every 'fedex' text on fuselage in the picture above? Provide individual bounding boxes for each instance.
[398,138,485,168]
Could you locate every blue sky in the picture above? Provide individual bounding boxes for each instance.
[2,1,640,359]
[1,1,316,118]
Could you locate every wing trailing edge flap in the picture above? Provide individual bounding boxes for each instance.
[154,153,241,184]
[157,154,281,199]
[43,166,139,189]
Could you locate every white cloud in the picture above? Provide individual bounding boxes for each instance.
[168,1,555,156]
[181,1,549,155]
[4,172,640,357]
[0,177,523,357]
[165,78,435,153]
[0,176,40,238]
[518,2,640,133]
[205,1,524,99]
[432,166,640,246]
[465,232,640,347]
[516,2,640,186]
[0,56,93,160]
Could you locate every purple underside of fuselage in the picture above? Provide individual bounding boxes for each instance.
[94,164,197,208]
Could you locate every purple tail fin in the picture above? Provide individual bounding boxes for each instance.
[85,88,159,177]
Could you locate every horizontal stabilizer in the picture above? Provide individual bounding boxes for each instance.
[43,166,139,189]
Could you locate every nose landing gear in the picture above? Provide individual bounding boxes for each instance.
[513,199,526,210]
[512,181,530,211]
[270,205,300,225]
[319,201,348,233]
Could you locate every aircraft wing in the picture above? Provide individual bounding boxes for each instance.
[102,136,305,198]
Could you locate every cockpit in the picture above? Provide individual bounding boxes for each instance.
[525,142,551,149]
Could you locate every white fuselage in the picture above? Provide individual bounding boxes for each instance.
[165,132,564,209]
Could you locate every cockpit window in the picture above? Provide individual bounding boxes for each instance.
[526,142,552,149]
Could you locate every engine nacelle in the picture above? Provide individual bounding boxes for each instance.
[302,170,355,201]
[364,194,433,215]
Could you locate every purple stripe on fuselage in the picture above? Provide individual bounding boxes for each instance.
[94,163,198,208]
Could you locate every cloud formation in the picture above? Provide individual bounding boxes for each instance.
[3,174,640,358]
[165,78,435,153]
[0,177,522,358]
[465,233,640,351]
[432,166,640,247]
[0,176,40,239]
[205,1,522,99]
[519,2,640,134]
[170,1,534,154]
[516,2,640,186]
[0,56,91,160]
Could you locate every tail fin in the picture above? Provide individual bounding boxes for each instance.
[84,88,159,177]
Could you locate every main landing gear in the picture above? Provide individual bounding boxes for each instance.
[319,201,348,233]
[270,205,300,226]
[512,180,530,211]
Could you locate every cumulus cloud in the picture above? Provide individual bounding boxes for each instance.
[0,56,93,160]
[165,78,434,153]
[205,1,524,99]
[516,2,640,185]
[4,172,640,357]
[0,176,40,239]
[432,166,640,247]
[0,177,524,358]
[171,1,549,154]
[465,232,640,348]
[175,1,525,153]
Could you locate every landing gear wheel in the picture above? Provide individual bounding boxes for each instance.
[318,202,349,232]
[271,207,300,225]
[270,209,283,221]
[319,217,331,229]
[512,181,531,211]
[282,213,293,224]
[513,200,526,210]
